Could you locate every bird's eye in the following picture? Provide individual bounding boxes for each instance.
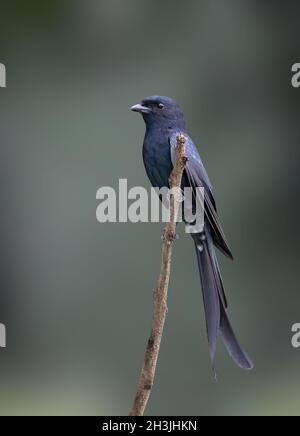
[157,103,165,109]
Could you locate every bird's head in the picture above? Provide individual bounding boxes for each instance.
[131,96,185,130]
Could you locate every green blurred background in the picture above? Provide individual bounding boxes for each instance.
[0,0,299,416]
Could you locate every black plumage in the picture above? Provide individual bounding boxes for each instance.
[131,96,253,371]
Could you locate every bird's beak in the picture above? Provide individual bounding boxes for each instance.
[130,104,151,114]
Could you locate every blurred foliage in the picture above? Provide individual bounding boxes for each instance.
[0,0,299,416]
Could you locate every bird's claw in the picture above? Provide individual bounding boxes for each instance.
[161,231,179,242]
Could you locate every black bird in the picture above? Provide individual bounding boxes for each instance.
[131,95,253,371]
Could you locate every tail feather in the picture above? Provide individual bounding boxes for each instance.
[193,234,220,364]
[208,238,228,309]
[220,305,254,370]
[192,232,253,370]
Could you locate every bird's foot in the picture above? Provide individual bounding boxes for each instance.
[161,230,179,242]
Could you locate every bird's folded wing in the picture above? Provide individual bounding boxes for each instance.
[169,133,233,260]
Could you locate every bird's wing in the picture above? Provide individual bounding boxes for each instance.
[169,133,233,259]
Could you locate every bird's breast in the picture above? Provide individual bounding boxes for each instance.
[142,133,173,188]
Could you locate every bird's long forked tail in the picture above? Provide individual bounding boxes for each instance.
[192,232,254,371]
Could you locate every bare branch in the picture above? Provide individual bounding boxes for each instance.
[129,134,187,416]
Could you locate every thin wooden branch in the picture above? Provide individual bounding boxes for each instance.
[129,134,187,417]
